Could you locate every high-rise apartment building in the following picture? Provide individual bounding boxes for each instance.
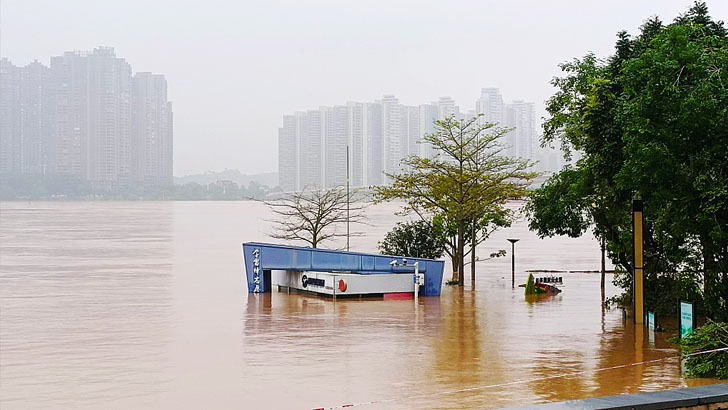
[325,105,349,188]
[0,48,173,186]
[278,114,298,192]
[1,59,54,174]
[404,105,420,158]
[476,88,504,126]
[50,51,88,177]
[19,61,53,174]
[380,95,403,183]
[304,109,324,188]
[86,48,132,183]
[348,102,365,188]
[504,100,535,160]
[132,73,173,185]
[0,59,21,173]
[418,103,439,160]
[365,102,383,186]
[436,96,459,120]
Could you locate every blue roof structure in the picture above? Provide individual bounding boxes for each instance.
[242,242,445,296]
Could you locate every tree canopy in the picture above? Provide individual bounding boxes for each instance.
[527,1,728,319]
[375,115,535,285]
[378,220,445,260]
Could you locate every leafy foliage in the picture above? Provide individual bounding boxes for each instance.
[676,320,728,379]
[378,220,445,260]
[528,2,728,319]
[525,166,593,238]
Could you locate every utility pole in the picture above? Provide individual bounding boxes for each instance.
[601,234,606,300]
[346,145,350,252]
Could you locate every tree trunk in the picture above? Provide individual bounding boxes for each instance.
[451,253,458,282]
[458,221,465,286]
[471,217,476,284]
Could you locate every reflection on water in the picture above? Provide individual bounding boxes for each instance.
[0,201,720,410]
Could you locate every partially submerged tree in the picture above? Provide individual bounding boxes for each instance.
[374,115,536,285]
[432,209,510,283]
[266,186,366,248]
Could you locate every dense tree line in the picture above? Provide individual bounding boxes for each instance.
[526,2,728,320]
[0,173,271,200]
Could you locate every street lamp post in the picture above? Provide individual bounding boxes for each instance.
[507,238,519,288]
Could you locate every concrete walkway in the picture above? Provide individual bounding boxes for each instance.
[497,383,728,410]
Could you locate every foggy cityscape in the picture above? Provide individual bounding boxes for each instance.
[4,1,724,180]
[0,48,172,187]
[278,90,564,192]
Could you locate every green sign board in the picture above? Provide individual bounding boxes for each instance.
[680,301,693,338]
[648,312,655,330]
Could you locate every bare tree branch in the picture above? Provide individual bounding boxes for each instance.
[265,186,368,248]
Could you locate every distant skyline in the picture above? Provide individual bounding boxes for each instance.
[2,0,727,176]
[278,90,560,192]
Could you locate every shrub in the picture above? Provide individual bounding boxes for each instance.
[378,220,445,260]
[676,320,728,379]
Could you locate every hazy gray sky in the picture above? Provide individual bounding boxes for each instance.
[3,0,727,176]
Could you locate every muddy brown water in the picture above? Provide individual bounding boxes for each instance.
[0,201,720,410]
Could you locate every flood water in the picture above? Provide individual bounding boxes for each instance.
[0,201,719,410]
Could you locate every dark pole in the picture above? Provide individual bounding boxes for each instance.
[601,234,606,299]
[346,145,350,252]
[508,238,519,288]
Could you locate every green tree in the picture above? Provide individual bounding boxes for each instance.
[676,320,728,379]
[374,115,535,285]
[527,2,728,319]
[378,220,445,260]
